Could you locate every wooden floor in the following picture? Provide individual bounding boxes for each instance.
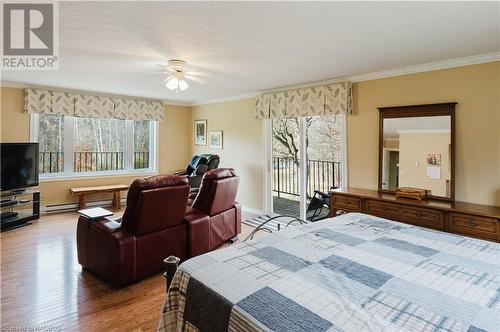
[0,209,255,331]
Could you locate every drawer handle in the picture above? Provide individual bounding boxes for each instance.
[468,222,476,228]
[416,212,423,218]
[344,200,352,205]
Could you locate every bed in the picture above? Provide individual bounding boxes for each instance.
[158,213,500,332]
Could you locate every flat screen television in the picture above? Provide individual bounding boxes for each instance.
[1,143,39,191]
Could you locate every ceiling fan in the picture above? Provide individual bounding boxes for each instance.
[158,59,209,92]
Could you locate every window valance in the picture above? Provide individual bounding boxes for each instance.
[24,88,165,121]
[255,81,353,119]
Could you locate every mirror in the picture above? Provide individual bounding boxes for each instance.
[378,103,455,201]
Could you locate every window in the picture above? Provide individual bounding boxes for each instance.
[133,120,152,170]
[32,114,156,177]
[38,114,64,173]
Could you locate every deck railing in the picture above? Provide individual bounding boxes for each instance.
[273,157,341,198]
[133,151,149,169]
[73,151,125,172]
[39,151,150,173]
[39,152,64,173]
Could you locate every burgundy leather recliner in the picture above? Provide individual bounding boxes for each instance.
[185,168,241,257]
[76,175,191,287]
[76,169,241,287]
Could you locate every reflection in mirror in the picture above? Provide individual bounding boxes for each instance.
[382,116,451,197]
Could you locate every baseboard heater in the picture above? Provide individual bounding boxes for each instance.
[44,200,261,217]
[42,198,127,214]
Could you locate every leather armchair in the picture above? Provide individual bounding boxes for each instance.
[185,168,241,257]
[176,154,220,189]
[77,175,190,287]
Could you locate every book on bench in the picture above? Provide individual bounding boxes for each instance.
[78,207,113,220]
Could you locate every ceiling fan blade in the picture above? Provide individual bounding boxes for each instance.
[163,75,174,84]
[185,75,208,84]
[129,70,169,75]
[185,71,211,77]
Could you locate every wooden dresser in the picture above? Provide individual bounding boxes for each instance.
[330,188,500,242]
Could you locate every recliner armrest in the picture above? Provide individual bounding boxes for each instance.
[77,216,136,287]
[89,217,122,234]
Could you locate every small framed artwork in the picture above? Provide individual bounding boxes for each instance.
[426,154,441,166]
[194,120,207,146]
[426,153,442,179]
[209,130,223,149]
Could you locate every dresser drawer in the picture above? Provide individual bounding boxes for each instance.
[366,199,444,230]
[449,213,499,241]
[332,194,362,212]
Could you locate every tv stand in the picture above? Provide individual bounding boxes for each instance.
[10,189,26,195]
[1,211,19,220]
[0,188,40,232]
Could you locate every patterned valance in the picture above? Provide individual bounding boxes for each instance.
[24,88,164,121]
[114,98,164,121]
[255,82,353,119]
[74,94,115,118]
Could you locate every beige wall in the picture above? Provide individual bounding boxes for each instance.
[192,62,499,208]
[190,98,265,210]
[0,87,191,207]
[2,61,499,209]
[349,61,499,206]
[398,132,451,197]
[160,104,192,174]
[191,62,500,209]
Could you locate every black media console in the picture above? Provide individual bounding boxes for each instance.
[0,188,40,232]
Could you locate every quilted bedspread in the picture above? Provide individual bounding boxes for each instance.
[159,213,500,332]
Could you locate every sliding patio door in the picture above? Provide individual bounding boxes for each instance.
[268,115,345,220]
[304,115,344,220]
[271,118,303,218]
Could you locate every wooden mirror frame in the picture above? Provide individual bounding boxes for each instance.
[378,103,456,202]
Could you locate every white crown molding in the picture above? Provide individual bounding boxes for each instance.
[190,92,259,107]
[0,81,191,107]
[193,52,500,105]
[3,52,499,107]
[261,52,500,94]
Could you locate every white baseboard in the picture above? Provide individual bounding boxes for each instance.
[42,198,127,213]
[242,205,264,216]
[43,200,264,217]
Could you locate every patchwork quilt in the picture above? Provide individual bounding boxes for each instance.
[158,213,500,332]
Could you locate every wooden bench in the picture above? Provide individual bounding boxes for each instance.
[70,185,129,210]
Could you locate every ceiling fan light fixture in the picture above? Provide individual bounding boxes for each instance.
[165,77,179,91]
[179,79,189,91]
[162,59,206,92]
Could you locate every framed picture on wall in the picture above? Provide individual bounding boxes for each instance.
[194,120,207,146]
[209,130,223,149]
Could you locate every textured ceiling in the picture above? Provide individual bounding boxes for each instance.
[2,1,499,104]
